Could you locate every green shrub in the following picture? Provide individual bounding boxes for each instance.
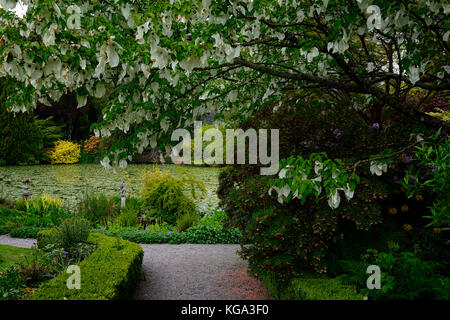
[116,206,139,228]
[10,227,47,239]
[55,217,90,249]
[196,209,227,229]
[146,177,196,225]
[0,265,27,300]
[77,192,119,225]
[30,233,143,300]
[94,225,242,244]
[0,225,8,235]
[36,229,60,249]
[263,272,364,300]
[176,212,200,232]
[362,246,438,300]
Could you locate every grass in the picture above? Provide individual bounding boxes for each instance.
[0,244,32,271]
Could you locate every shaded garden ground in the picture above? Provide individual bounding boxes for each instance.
[0,235,271,300]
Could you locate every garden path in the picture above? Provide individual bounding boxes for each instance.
[0,235,271,300]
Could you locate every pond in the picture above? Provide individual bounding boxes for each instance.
[0,164,221,212]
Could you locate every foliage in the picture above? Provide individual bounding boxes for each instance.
[0,80,43,166]
[219,164,388,276]
[263,272,364,300]
[140,166,205,202]
[48,140,81,164]
[144,177,196,225]
[269,152,360,209]
[0,206,65,235]
[53,217,90,250]
[15,195,67,226]
[139,166,173,200]
[34,116,65,148]
[401,134,450,230]
[16,194,62,213]
[360,244,440,300]
[115,205,139,228]
[77,192,119,225]
[95,225,242,245]
[9,226,47,239]
[30,233,144,300]
[196,208,227,229]
[80,136,102,163]
[0,265,26,300]
[176,212,200,232]
[0,1,447,166]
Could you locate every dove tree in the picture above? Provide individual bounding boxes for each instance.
[0,0,448,174]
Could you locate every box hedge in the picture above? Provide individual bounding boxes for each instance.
[30,232,144,300]
[263,272,365,300]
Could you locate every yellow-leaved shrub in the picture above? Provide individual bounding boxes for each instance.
[49,140,81,164]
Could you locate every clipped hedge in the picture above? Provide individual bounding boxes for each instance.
[263,273,364,300]
[30,233,143,300]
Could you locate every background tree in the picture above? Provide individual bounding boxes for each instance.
[0,0,448,168]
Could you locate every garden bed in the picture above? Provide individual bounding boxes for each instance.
[30,233,143,300]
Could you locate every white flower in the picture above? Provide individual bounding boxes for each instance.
[42,24,57,47]
[151,44,169,69]
[343,183,355,200]
[278,168,288,179]
[106,43,120,68]
[179,55,200,76]
[370,161,388,176]
[416,133,424,142]
[280,184,291,198]
[408,66,420,85]
[76,95,87,108]
[314,161,323,175]
[327,190,341,209]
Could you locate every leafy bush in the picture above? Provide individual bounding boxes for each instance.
[0,80,44,166]
[218,99,417,277]
[0,265,27,300]
[116,206,139,228]
[401,134,449,229]
[362,245,438,300]
[77,192,119,225]
[263,272,364,300]
[37,229,60,249]
[145,177,196,225]
[9,227,47,239]
[48,140,80,164]
[94,225,242,244]
[176,212,200,232]
[196,209,227,229]
[80,136,102,163]
[34,116,65,148]
[30,233,143,300]
[54,217,90,250]
[15,195,67,226]
[140,166,172,199]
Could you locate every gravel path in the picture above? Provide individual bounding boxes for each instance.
[0,235,36,248]
[0,235,271,300]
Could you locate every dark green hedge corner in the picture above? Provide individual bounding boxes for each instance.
[30,233,144,300]
[263,273,365,300]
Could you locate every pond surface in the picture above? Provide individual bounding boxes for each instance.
[0,164,221,211]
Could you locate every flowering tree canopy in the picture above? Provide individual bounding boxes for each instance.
[0,0,449,167]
